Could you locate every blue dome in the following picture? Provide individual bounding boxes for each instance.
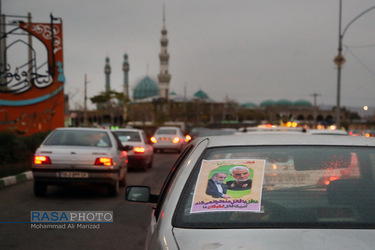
[133,76,159,100]
[241,102,257,108]
[294,99,312,106]
[260,100,275,107]
[194,89,210,100]
[275,99,294,106]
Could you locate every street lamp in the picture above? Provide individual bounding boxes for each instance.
[335,1,375,128]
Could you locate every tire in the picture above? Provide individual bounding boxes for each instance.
[147,156,153,169]
[119,173,126,187]
[34,181,47,197]
[108,179,119,197]
[139,161,148,172]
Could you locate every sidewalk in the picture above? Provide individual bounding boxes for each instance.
[0,171,33,189]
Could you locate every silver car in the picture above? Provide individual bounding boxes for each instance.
[32,127,128,197]
[112,128,154,171]
[126,134,375,249]
[150,126,188,153]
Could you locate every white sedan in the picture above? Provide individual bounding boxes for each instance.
[112,128,154,171]
[126,133,375,249]
[32,127,128,197]
[150,126,189,153]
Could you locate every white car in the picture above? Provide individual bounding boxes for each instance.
[126,133,375,249]
[150,126,189,153]
[112,128,154,171]
[32,127,128,197]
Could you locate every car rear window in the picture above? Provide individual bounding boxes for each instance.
[113,131,141,142]
[156,129,177,135]
[44,130,112,147]
[173,145,375,229]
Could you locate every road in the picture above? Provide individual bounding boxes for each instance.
[0,152,179,250]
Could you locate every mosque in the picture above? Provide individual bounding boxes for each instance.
[73,8,350,130]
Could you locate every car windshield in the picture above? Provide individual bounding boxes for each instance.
[113,131,141,142]
[44,130,111,147]
[174,145,375,229]
[156,129,177,135]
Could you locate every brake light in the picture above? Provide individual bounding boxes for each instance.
[34,156,51,165]
[94,157,113,166]
[185,135,192,142]
[150,137,157,143]
[172,137,180,143]
[134,147,145,153]
[319,175,340,187]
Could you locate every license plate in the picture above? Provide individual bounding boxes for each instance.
[160,137,170,141]
[58,172,89,178]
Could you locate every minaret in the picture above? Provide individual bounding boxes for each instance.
[157,5,171,100]
[122,54,130,99]
[122,54,130,122]
[104,57,111,93]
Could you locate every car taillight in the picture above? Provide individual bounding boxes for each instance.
[319,175,340,187]
[185,135,192,142]
[150,137,157,143]
[134,147,145,153]
[34,156,51,165]
[94,157,113,166]
[172,137,180,143]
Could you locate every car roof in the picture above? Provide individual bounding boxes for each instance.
[112,128,142,132]
[193,133,375,147]
[308,129,348,135]
[157,126,180,129]
[55,127,110,132]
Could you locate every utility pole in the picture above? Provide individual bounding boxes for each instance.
[310,93,321,128]
[27,13,32,84]
[334,1,375,128]
[84,74,88,126]
[0,0,4,86]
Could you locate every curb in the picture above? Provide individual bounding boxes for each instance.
[0,171,33,189]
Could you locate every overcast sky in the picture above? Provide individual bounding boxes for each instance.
[3,0,375,112]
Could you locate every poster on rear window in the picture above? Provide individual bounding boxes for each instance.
[190,159,265,213]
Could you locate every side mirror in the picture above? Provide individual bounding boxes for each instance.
[125,186,159,203]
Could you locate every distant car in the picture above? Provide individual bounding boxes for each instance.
[236,125,306,134]
[190,127,236,139]
[112,128,154,171]
[150,126,189,153]
[126,133,375,249]
[32,127,128,197]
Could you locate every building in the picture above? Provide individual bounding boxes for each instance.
[68,6,358,132]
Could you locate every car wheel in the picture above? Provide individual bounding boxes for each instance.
[119,174,126,187]
[139,161,148,172]
[147,156,153,169]
[34,181,47,197]
[108,179,119,197]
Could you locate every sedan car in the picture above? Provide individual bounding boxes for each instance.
[150,126,189,153]
[126,133,375,249]
[32,127,128,197]
[112,128,153,171]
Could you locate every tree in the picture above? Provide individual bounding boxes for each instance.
[90,91,129,107]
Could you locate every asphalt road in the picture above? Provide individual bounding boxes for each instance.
[0,152,179,250]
